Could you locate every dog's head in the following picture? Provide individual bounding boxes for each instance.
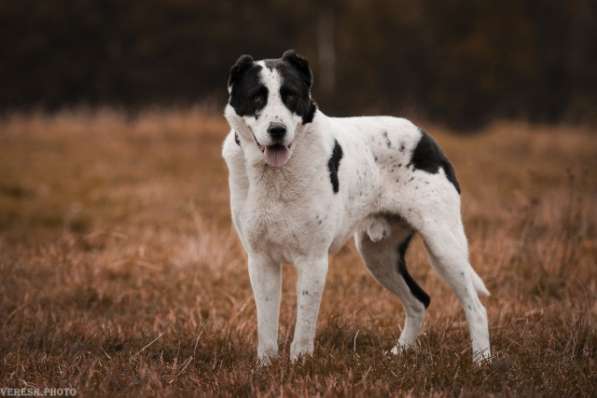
[224,50,316,168]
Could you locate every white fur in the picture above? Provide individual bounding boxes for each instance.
[222,67,491,364]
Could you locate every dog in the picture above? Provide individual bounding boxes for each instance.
[222,50,491,364]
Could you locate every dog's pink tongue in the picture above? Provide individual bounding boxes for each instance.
[264,145,290,167]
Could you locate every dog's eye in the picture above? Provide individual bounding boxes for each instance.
[252,94,264,106]
[283,92,296,104]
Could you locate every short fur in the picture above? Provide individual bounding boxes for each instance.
[222,50,491,364]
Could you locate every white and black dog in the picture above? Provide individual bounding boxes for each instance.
[222,50,491,364]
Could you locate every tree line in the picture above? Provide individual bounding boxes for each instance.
[1,0,595,129]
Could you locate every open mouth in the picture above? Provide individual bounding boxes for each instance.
[260,143,292,168]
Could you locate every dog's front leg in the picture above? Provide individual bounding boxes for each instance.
[291,256,328,361]
[248,254,282,364]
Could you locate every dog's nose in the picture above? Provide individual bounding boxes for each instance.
[267,123,287,141]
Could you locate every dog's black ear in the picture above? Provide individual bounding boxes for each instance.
[228,54,254,88]
[282,49,313,88]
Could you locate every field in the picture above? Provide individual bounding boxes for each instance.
[0,109,596,396]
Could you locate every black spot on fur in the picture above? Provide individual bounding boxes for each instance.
[410,129,461,194]
[397,234,430,308]
[301,101,317,124]
[328,140,343,194]
[382,131,392,148]
[228,54,254,89]
[228,56,268,117]
[234,132,240,146]
[263,50,317,125]
[282,50,313,87]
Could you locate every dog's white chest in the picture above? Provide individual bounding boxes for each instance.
[238,196,334,263]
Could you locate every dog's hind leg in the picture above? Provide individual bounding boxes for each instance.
[355,218,430,352]
[383,170,491,363]
[418,220,491,363]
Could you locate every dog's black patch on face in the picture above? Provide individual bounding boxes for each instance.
[328,139,343,193]
[397,233,430,308]
[278,63,316,124]
[228,54,253,88]
[301,101,317,124]
[228,56,268,118]
[410,129,461,194]
[263,50,317,125]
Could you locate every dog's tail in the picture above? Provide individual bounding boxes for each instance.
[470,267,490,297]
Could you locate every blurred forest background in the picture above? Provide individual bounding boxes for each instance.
[1,0,597,129]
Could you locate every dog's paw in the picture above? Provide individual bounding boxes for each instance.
[257,347,279,366]
[257,355,274,367]
[472,348,492,365]
[389,340,417,356]
[290,341,314,363]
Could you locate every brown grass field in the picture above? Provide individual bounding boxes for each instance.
[0,109,596,396]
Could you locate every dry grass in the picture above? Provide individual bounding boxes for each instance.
[0,108,596,396]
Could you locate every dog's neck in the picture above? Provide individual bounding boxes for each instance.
[245,110,333,201]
